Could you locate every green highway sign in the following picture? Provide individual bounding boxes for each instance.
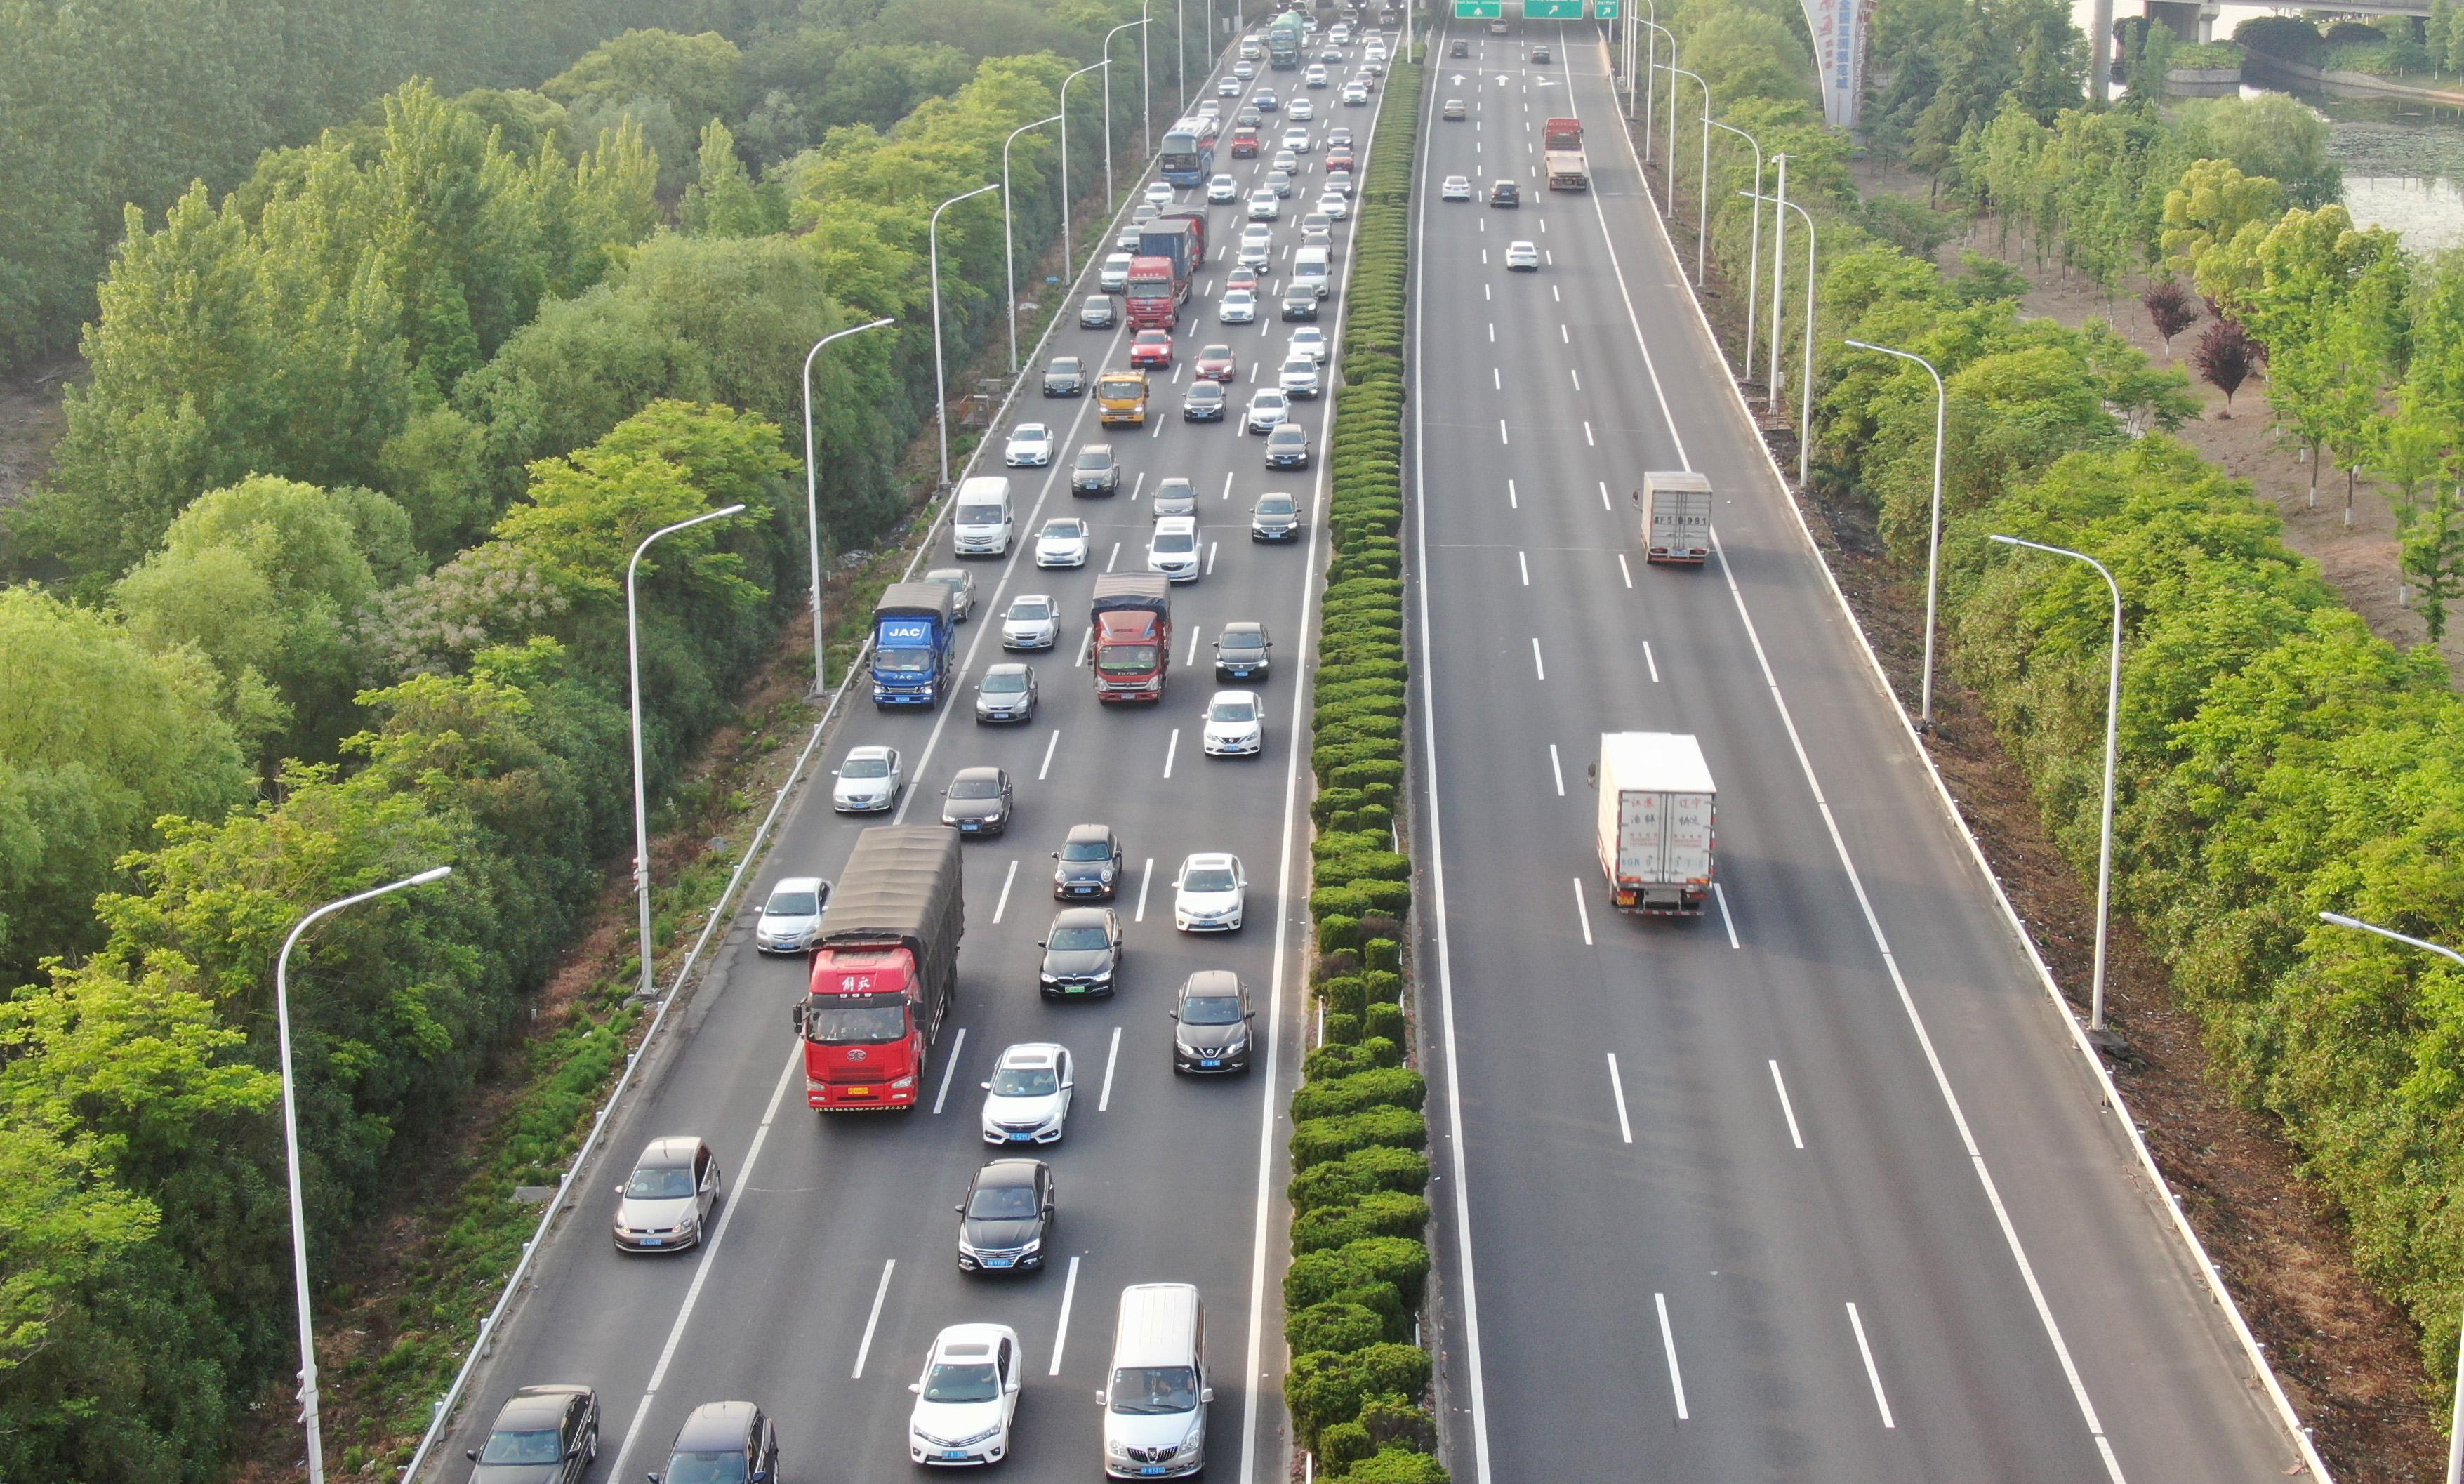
[1452,0,1502,15]
[1593,0,1619,15]
[1524,0,1582,15]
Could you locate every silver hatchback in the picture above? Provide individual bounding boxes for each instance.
[612,1136,722,1252]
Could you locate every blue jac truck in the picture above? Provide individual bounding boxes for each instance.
[872,581,957,708]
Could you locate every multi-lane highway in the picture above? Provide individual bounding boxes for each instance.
[1407,23,2303,1484]
[432,29,1393,1484]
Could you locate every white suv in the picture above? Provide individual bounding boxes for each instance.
[1146,516,1202,583]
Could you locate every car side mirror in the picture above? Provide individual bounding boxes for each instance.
[1095,1389,1108,1405]
[613,1184,625,1198]
[979,1080,993,1091]
[1200,1386,1217,1403]
[569,1443,585,1459]
[466,1451,479,1463]
[648,1474,663,1484]
[909,1383,923,1395]
[1247,1009,1257,1020]
[957,1203,967,1214]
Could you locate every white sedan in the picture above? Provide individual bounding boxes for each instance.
[1316,192,1350,220]
[1287,326,1328,364]
[1172,852,1247,932]
[1440,175,1473,202]
[1035,517,1090,567]
[1288,97,1316,121]
[1218,74,1243,96]
[1506,239,1540,272]
[1005,422,1054,467]
[980,1042,1073,1145]
[1001,594,1059,651]
[1219,288,1259,324]
[1245,387,1290,433]
[1202,691,1264,756]
[1145,180,1177,208]
[907,1323,1024,1466]
[1247,190,1280,220]
[831,745,903,812]
[1207,173,1240,203]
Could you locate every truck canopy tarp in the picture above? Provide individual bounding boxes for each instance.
[818,826,965,951]
[1090,572,1172,618]
[875,581,955,623]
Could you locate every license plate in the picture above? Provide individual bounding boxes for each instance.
[1073,886,1095,894]
[847,1086,872,1097]
[1201,1059,1221,1068]
[641,1238,665,1247]
[944,1450,972,1461]
[1011,1132,1036,1142]
[960,822,979,832]
[983,1256,1014,1268]
[1141,1469,1167,1477]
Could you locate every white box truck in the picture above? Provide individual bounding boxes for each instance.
[1636,470,1712,564]
[1596,731,1716,915]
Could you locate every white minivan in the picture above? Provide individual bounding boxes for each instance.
[1099,1284,1210,1479]
[952,475,1014,557]
[1292,245,1332,300]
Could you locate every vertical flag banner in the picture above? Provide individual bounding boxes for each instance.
[1801,0,1874,126]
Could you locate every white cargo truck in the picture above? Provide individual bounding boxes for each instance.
[1595,731,1716,915]
[1635,470,1713,564]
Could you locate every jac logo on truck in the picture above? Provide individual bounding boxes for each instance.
[880,619,933,645]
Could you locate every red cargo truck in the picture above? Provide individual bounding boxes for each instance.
[1125,256,1186,329]
[1155,210,1210,265]
[793,826,962,1111]
[1090,574,1171,703]
[1544,117,1583,150]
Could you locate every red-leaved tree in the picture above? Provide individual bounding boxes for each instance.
[2142,279,2197,360]
[2192,319,2259,416]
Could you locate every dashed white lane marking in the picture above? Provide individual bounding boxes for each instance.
[1643,640,1660,683]
[850,1259,896,1377]
[1572,877,1593,944]
[1605,1052,1633,1142]
[1040,728,1061,780]
[1530,636,1546,680]
[993,860,1019,923]
[1847,1302,1896,1428]
[1100,1024,1123,1111]
[931,1027,969,1115]
[1618,554,1634,588]
[1655,1293,1690,1420]
[1549,743,1565,796]
[1769,1058,1806,1148]
[1134,857,1154,921]
[1714,880,1740,948]
[1047,1256,1082,1374]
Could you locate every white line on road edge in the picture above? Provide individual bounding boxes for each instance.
[1768,1059,1806,1150]
[604,1048,802,1483]
[993,861,1019,923]
[1530,636,1546,680]
[932,1027,969,1115]
[1049,1256,1082,1375]
[1642,640,1659,682]
[1618,553,1634,588]
[1549,743,1565,796]
[852,1260,897,1379]
[1654,1293,1690,1420]
[1711,879,1737,948]
[1040,729,1061,780]
[1163,729,1181,779]
[1572,878,1594,946]
[1099,1025,1123,1111]
[1846,1302,1895,1428]
[1136,858,1155,922]
[1605,1053,1633,1143]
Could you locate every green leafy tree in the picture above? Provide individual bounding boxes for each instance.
[2157,158,2284,280]
[542,29,746,133]
[2175,93,2341,208]
[2404,486,2464,641]
[682,119,783,237]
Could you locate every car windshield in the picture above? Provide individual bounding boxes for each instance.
[843,755,891,779]
[982,672,1028,694]
[967,1183,1040,1219]
[991,1065,1059,1097]
[1159,481,1194,498]
[922,1361,1000,1405]
[1258,393,1285,408]
[1009,599,1049,619]
[1257,497,1295,514]
[1075,451,1111,470]
[1271,428,1305,444]
[1284,362,1313,377]
[765,889,820,917]
[1084,298,1108,312]
[1063,839,1113,861]
[1184,866,1238,893]
[625,1165,696,1200]
[959,503,1002,523]
[877,649,933,673]
[1049,923,1113,950]
[1154,532,1195,555]
[1181,993,1245,1026]
[1210,699,1256,722]
[660,1449,747,1484]
[1111,1365,1200,1415]
[811,1002,907,1044]
[1188,385,1221,402]
[480,1429,563,1466]
[1042,521,1081,539]
[1221,632,1263,652]
[950,776,1002,800]
[1052,359,1079,373]
[1098,644,1161,676]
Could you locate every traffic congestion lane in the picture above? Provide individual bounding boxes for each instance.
[435,28,1389,1484]
[1406,22,2296,1484]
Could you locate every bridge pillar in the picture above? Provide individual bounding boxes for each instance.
[2143,0,2203,42]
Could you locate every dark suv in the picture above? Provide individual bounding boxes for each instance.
[1170,969,1256,1073]
[468,1386,599,1484]
[1052,823,1125,899]
[1071,443,1121,496]
[650,1402,777,1484]
[1213,622,1272,682]
[1043,356,1086,396]
[1489,179,1520,208]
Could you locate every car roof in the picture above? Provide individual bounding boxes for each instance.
[1184,851,1238,869]
[1043,516,1087,529]
[1008,591,1052,607]
[1051,905,1114,929]
[930,1323,1016,1359]
[1066,822,1117,844]
[494,1386,588,1429]
[1181,970,1244,999]
[983,661,1031,677]
[974,1157,1045,1189]
[770,875,825,895]
[671,1400,757,1451]
[1050,355,1080,366]
[1220,621,1266,639]
[1268,423,1307,438]
[847,744,894,761]
[1135,329,1170,339]
[1154,515,1198,534]
[927,567,967,581]
[1210,689,1259,704]
[636,1135,702,1168]
[996,1041,1066,1068]
[1014,421,1047,435]
[952,764,1002,783]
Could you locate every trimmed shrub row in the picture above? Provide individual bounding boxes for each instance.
[1281,49,1447,1483]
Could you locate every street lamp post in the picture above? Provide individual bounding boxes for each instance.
[1142,0,1155,159]
[1669,65,1711,284]
[278,864,454,1484]
[627,503,749,1002]
[1741,178,1816,485]
[1846,340,1945,728]
[929,182,1001,489]
[1637,18,1675,190]
[1707,118,1762,373]
[1003,113,1064,373]
[1989,534,2123,1033]
[1061,62,1107,277]
[1101,20,1152,209]
[800,317,896,695]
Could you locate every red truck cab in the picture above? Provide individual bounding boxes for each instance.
[795,826,961,1111]
[1125,256,1185,330]
[1090,574,1172,703]
[1544,116,1584,150]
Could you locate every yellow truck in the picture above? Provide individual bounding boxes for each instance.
[1097,370,1150,427]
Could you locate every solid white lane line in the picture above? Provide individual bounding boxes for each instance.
[851,1259,896,1378]
[1712,880,1739,947]
[1618,554,1634,588]
[1506,478,1518,508]
[1100,1024,1122,1111]
[1075,627,1092,666]
[1655,1293,1690,1420]
[1572,878,1592,945]
[931,1027,969,1114]
[1040,728,1061,780]
[993,860,1019,923]
[1047,1255,1082,1374]
[1769,1059,1806,1149]
[1643,640,1659,682]
[1135,858,1155,922]
[1597,479,1611,510]
[1530,636,1545,680]
[1846,1302,1895,1428]
[1605,1052,1632,1142]
[1163,729,1180,778]
[1549,743,1565,796]
[1517,550,1529,585]
[1106,541,1120,571]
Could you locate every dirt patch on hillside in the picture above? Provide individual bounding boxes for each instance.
[0,356,74,508]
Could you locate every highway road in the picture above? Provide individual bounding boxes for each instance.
[1406,22,2305,1484]
[428,27,1394,1484]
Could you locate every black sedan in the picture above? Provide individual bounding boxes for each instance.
[1213,622,1273,682]
[1043,356,1086,395]
[468,1385,599,1484]
[1264,423,1312,469]
[1170,970,1256,1073]
[1280,289,1320,321]
[1183,379,1228,421]
[1039,907,1124,998]
[940,766,1014,837]
[957,1158,1054,1273]
[1053,823,1125,899]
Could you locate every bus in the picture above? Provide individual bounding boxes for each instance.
[1158,126,1214,187]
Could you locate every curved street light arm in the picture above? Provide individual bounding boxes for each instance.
[1845,339,1945,727]
[802,318,896,695]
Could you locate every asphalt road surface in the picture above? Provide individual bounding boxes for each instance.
[1406,21,2304,1484]
[432,29,1393,1484]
